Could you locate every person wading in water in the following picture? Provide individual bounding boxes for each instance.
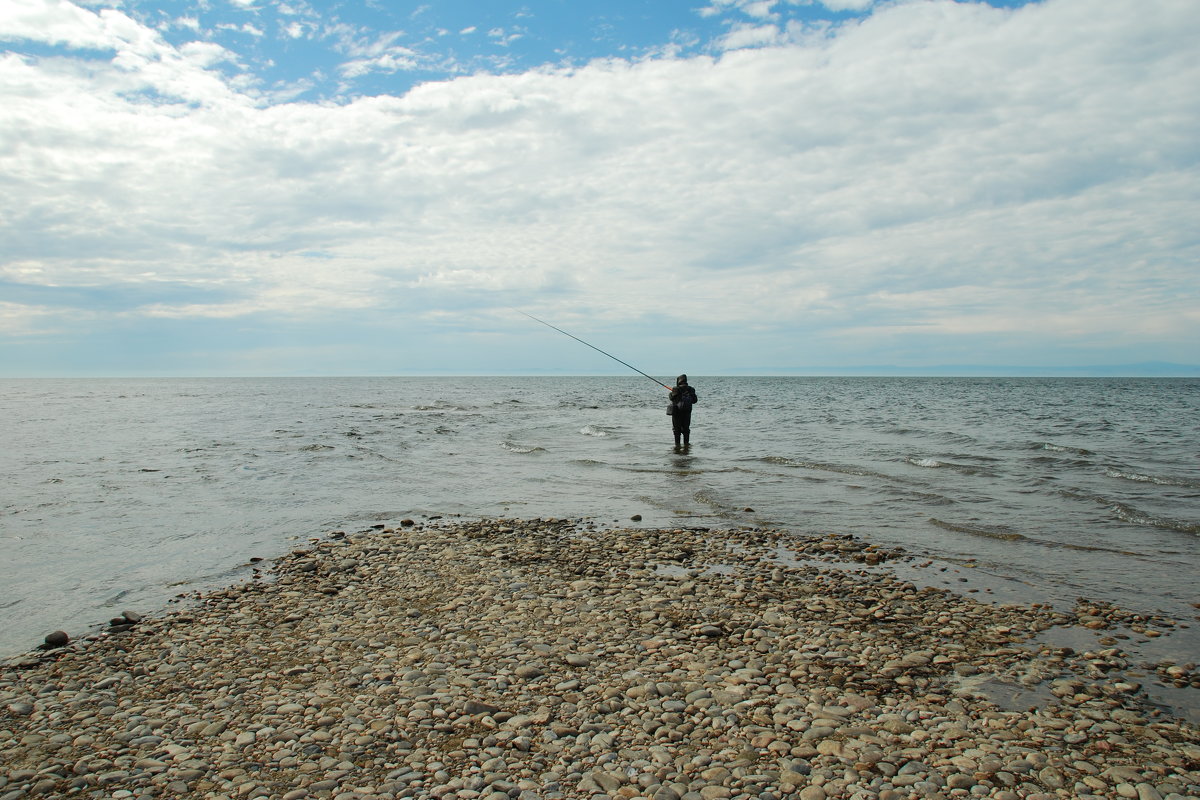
[668,374,698,449]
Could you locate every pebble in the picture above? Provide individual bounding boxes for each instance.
[1,518,1197,800]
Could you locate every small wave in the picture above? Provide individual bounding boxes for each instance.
[928,518,1029,541]
[580,424,611,438]
[1037,442,1094,456]
[762,455,801,466]
[932,508,1138,555]
[500,440,545,455]
[1105,468,1200,490]
[1110,505,1200,534]
[620,466,704,475]
[693,491,750,520]
[1060,488,1200,534]
[350,445,403,463]
[412,402,472,412]
[761,455,885,480]
[904,456,994,476]
[300,444,335,452]
[889,490,956,507]
[907,457,942,468]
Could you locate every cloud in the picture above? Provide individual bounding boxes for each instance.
[819,0,874,10]
[742,1,780,19]
[1,0,1197,371]
[180,40,236,67]
[715,22,783,50]
[0,0,151,52]
[697,0,787,21]
[330,27,422,77]
[0,300,59,336]
[487,26,524,46]
[217,21,265,36]
[340,52,419,77]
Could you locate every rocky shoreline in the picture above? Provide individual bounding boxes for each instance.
[2,518,1198,800]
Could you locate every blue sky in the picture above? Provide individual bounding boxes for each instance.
[1,0,1197,376]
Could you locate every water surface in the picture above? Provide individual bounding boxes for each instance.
[2,376,1197,712]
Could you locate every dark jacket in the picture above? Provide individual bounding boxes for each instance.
[669,376,697,416]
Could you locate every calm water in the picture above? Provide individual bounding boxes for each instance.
[2,377,1198,707]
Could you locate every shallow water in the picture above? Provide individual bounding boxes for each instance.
[2,376,1198,710]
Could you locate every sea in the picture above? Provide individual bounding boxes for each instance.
[2,376,1198,717]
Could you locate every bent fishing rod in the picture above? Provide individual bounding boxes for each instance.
[515,309,671,391]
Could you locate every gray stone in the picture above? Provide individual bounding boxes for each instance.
[1135,784,1163,800]
[43,631,69,648]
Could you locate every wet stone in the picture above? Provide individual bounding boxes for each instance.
[0,518,1195,800]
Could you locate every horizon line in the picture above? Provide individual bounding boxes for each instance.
[3,370,1199,380]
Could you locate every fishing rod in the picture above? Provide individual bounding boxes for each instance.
[515,309,670,391]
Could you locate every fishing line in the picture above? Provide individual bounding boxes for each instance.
[514,309,670,391]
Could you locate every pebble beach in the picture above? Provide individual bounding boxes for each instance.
[2,518,1198,800]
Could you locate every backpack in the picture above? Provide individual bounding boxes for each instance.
[671,387,694,414]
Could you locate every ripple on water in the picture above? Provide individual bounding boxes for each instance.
[499,440,545,454]
[580,424,611,437]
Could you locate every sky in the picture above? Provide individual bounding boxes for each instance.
[1,0,1197,377]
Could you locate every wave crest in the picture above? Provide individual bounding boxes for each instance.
[928,518,1028,541]
[1105,468,1200,490]
[1038,442,1094,456]
[907,457,942,468]
[500,440,545,454]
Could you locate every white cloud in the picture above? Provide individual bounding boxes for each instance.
[819,0,874,11]
[0,301,58,335]
[697,0,785,20]
[331,27,420,77]
[715,22,782,50]
[180,40,235,67]
[487,26,524,46]
[217,21,264,36]
[337,28,407,58]
[1,0,1197,369]
[0,0,151,52]
[340,52,418,78]
[742,1,779,19]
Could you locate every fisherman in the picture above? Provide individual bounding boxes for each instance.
[668,374,698,448]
